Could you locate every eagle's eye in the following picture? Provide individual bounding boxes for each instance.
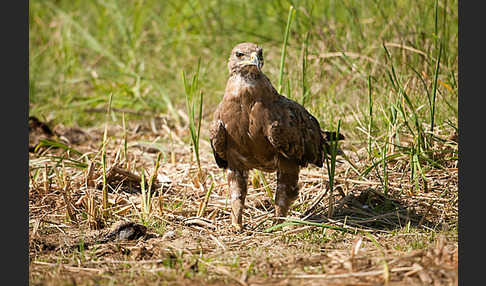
[235,51,244,58]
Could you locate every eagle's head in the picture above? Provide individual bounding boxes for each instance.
[228,42,264,78]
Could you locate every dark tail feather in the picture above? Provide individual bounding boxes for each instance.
[323,142,344,156]
[214,151,228,169]
[322,131,345,158]
[211,141,228,169]
[322,131,344,141]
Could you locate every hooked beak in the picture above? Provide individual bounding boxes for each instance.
[241,52,261,71]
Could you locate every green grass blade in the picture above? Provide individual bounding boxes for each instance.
[430,42,443,133]
[36,139,83,156]
[278,5,295,94]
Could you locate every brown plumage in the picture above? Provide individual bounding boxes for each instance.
[210,42,344,230]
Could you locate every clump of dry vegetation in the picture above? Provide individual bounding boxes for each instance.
[29,113,457,285]
[29,0,457,285]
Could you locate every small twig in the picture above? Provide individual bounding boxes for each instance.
[289,265,420,279]
[301,185,329,219]
[183,217,216,230]
[209,234,227,251]
[33,261,104,274]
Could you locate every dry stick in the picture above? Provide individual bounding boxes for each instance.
[30,218,42,243]
[84,161,95,188]
[62,179,77,223]
[101,140,109,215]
[33,261,104,274]
[301,185,329,219]
[384,42,428,57]
[43,163,50,194]
[289,265,420,279]
[158,185,164,215]
[28,168,36,191]
[122,112,129,169]
[311,52,383,66]
[140,168,148,219]
[59,162,77,223]
[88,259,165,265]
[145,152,162,218]
[162,123,177,164]
[86,190,99,229]
[209,234,227,251]
[339,151,363,179]
[197,180,214,217]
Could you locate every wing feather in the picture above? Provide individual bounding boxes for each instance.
[209,119,228,169]
[266,96,324,167]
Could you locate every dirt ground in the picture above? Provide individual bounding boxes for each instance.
[28,116,458,285]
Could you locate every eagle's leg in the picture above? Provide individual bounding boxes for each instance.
[274,157,300,224]
[228,169,248,231]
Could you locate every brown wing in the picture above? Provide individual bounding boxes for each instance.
[265,95,325,168]
[209,109,228,169]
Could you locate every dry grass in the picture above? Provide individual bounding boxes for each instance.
[29,115,457,286]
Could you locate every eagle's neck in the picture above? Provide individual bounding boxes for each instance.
[228,73,258,92]
[232,68,262,83]
[226,72,277,105]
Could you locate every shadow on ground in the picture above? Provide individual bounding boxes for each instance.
[304,188,436,231]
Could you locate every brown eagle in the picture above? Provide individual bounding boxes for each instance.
[210,42,343,231]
